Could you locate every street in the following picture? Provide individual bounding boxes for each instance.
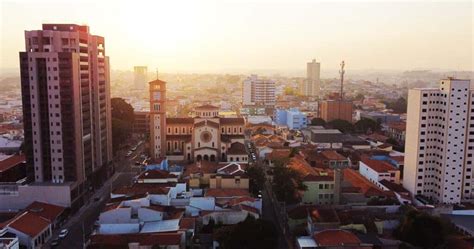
[47,139,145,248]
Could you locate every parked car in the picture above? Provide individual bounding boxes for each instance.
[58,229,69,239]
[51,239,60,247]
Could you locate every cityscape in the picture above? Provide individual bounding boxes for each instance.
[0,1,473,249]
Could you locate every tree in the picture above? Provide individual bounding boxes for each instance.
[385,97,407,113]
[272,163,307,204]
[354,118,380,133]
[214,215,278,249]
[310,117,326,126]
[326,119,354,133]
[354,93,365,101]
[246,165,265,196]
[394,209,450,248]
[111,98,134,154]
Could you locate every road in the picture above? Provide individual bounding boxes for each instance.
[246,140,291,249]
[48,139,145,248]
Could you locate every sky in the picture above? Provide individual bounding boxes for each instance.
[1,0,473,74]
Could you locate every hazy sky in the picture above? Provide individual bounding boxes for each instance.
[1,0,473,73]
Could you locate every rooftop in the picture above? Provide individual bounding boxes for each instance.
[205,188,250,198]
[0,154,25,172]
[137,169,176,180]
[7,212,50,238]
[24,201,65,222]
[314,229,361,247]
[361,158,397,173]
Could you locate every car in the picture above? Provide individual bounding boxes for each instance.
[58,229,69,239]
[51,239,60,247]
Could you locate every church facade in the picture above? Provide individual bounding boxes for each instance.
[150,79,247,163]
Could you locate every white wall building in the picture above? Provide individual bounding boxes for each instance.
[403,78,474,204]
[242,75,275,106]
[359,159,400,190]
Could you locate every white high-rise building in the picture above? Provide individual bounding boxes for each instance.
[305,59,320,97]
[404,78,474,204]
[242,74,275,106]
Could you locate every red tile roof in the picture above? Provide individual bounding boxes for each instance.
[0,154,25,172]
[205,188,250,198]
[179,218,196,230]
[8,212,50,238]
[387,122,406,131]
[320,150,347,161]
[343,169,392,197]
[314,229,361,247]
[227,142,247,155]
[113,184,170,195]
[240,204,259,214]
[226,196,256,207]
[361,158,396,173]
[166,117,194,124]
[24,201,65,223]
[266,149,291,160]
[183,161,219,176]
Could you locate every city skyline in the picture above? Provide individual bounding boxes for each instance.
[1,0,473,74]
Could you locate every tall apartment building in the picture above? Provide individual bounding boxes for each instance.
[19,24,112,207]
[319,100,353,123]
[134,66,148,90]
[403,78,473,204]
[304,59,321,97]
[242,74,275,106]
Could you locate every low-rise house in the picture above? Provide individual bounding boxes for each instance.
[306,208,340,234]
[89,232,184,249]
[342,169,397,205]
[288,156,335,205]
[385,122,406,143]
[297,229,373,249]
[24,201,66,229]
[359,158,401,187]
[112,185,172,206]
[3,211,52,249]
[0,230,19,249]
[265,148,291,167]
[226,142,248,163]
[209,163,249,189]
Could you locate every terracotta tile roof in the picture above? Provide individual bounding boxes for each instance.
[303,174,333,181]
[183,161,219,176]
[195,104,219,110]
[343,169,391,197]
[0,154,25,172]
[137,169,176,180]
[166,117,194,124]
[217,162,246,175]
[227,142,247,155]
[179,218,196,230]
[8,212,50,238]
[320,150,347,161]
[361,158,397,173]
[288,156,318,177]
[89,233,182,246]
[220,117,245,125]
[24,201,65,222]
[205,188,250,198]
[314,229,361,247]
[287,205,315,220]
[266,149,291,160]
[390,156,404,163]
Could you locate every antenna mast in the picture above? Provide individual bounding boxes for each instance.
[339,61,345,101]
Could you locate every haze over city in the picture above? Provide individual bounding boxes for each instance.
[1,1,474,249]
[1,0,473,74]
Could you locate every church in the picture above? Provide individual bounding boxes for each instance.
[149,78,248,163]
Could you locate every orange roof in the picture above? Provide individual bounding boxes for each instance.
[343,169,390,197]
[205,188,250,198]
[266,149,291,160]
[226,196,256,206]
[390,156,404,163]
[25,201,65,222]
[320,150,347,161]
[314,229,361,247]
[183,161,219,176]
[8,212,50,237]
[240,204,259,214]
[0,154,25,172]
[288,156,317,177]
[113,184,170,195]
[220,117,245,125]
[361,158,396,173]
[387,122,406,131]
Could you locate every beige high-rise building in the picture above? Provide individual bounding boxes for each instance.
[19,24,112,208]
[134,66,148,90]
[305,59,321,97]
[403,78,474,204]
[242,75,275,106]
